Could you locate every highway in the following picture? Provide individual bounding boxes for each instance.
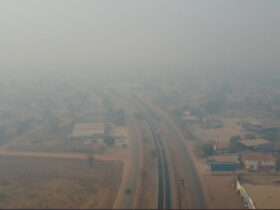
[107,89,206,209]
[143,111,172,209]
[135,94,206,209]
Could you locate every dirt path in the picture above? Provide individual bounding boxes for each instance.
[102,90,143,209]
[112,118,142,209]
[0,149,86,160]
[0,148,127,162]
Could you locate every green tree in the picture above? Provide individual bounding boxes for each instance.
[104,136,115,145]
[200,143,214,157]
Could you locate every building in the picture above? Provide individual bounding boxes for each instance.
[70,122,128,147]
[241,153,277,172]
[182,111,200,123]
[209,155,241,172]
[71,123,105,140]
[238,138,273,152]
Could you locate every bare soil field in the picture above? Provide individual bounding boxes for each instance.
[0,156,122,209]
[194,117,241,143]
[203,174,244,209]
[241,174,280,185]
[244,183,280,209]
[187,143,244,209]
[241,174,280,209]
[4,123,72,152]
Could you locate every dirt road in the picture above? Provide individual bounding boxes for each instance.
[102,91,143,209]
[0,149,88,160]
[0,148,129,162]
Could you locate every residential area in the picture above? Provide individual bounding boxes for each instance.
[178,110,280,209]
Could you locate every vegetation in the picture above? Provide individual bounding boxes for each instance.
[125,188,132,195]
[258,128,280,142]
[87,153,95,168]
[230,135,241,143]
[229,135,241,153]
[277,158,280,171]
[0,192,7,202]
[0,126,7,145]
[199,143,214,157]
[104,136,115,146]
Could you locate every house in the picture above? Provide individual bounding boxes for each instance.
[238,138,273,152]
[209,155,241,172]
[182,111,200,122]
[241,153,277,172]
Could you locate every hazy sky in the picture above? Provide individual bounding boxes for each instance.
[0,0,279,82]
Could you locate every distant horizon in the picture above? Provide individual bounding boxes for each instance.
[0,0,279,86]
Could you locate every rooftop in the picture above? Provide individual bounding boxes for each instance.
[241,153,276,162]
[242,120,280,130]
[259,119,280,129]
[209,155,240,164]
[239,138,270,147]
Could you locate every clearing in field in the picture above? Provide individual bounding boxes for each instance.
[241,174,280,209]
[0,156,122,209]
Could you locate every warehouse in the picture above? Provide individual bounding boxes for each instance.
[241,153,277,172]
[209,155,241,172]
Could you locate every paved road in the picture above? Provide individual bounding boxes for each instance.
[105,89,206,209]
[143,112,172,209]
[136,95,206,209]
